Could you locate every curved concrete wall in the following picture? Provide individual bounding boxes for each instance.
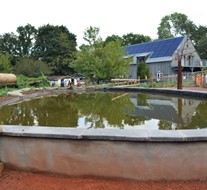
[1,126,207,180]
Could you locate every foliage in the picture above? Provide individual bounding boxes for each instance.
[72,27,131,83]
[83,26,102,46]
[197,36,207,59]
[104,35,123,45]
[0,24,37,65]
[16,75,50,88]
[0,53,13,73]
[0,87,15,96]
[122,33,152,46]
[137,61,150,79]
[33,24,77,75]
[157,12,196,39]
[16,24,37,57]
[157,12,207,59]
[104,33,151,46]
[14,57,51,77]
[0,75,50,96]
[0,33,18,55]
[0,32,19,64]
[194,26,207,58]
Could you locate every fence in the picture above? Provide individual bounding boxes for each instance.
[111,71,207,88]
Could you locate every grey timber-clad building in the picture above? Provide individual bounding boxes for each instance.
[126,36,203,79]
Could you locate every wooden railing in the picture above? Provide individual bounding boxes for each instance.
[111,79,140,86]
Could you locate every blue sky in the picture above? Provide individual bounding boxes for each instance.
[1,0,206,46]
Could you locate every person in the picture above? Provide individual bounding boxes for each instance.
[68,81,73,89]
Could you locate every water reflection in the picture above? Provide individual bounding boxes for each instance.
[0,92,206,130]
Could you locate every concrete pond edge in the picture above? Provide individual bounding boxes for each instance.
[1,87,207,142]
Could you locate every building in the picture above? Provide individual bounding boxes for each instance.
[126,36,204,79]
[129,93,202,130]
[47,74,85,87]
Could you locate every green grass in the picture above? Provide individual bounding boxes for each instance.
[0,75,50,96]
[0,87,14,96]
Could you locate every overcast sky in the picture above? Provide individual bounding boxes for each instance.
[1,0,206,46]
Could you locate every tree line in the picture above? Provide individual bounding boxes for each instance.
[0,12,206,83]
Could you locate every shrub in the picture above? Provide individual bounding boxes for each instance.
[15,57,51,77]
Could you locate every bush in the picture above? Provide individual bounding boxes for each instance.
[16,75,50,88]
[0,53,13,73]
[15,57,51,77]
[137,61,150,79]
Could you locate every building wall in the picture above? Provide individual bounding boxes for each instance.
[171,37,202,67]
[129,64,138,79]
[129,61,174,79]
[128,37,202,79]
[148,61,174,78]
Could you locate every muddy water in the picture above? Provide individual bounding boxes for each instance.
[0,92,206,130]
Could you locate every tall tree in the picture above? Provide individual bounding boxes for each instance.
[72,27,131,83]
[0,33,19,64]
[157,12,196,39]
[0,24,37,64]
[83,26,101,46]
[193,25,207,59]
[16,24,37,57]
[33,24,77,75]
[157,12,207,58]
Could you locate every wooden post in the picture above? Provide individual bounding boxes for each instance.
[178,98,183,126]
[0,127,3,176]
[0,162,4,176]
[177,58,182,89]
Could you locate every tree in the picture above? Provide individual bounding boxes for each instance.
[0,53,13,73]
[83,26,101,46]
[33,24,77,75]
[0,32,19,64]
[137,61,150,79]
[196,35,207,59]
[157,12,196,39]
[16,24,37,57]
[0,24,37,63]
[104,35,123,45]
[157,12,207,59]
[72,27,131,83]
[193,25,207,59]
[100,40,130,81]
[14,57,51,77]
[122,33,151,46]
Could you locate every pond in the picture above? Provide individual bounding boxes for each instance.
[0,91,207,130]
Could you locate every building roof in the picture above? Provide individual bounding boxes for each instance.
[126,36,185,59]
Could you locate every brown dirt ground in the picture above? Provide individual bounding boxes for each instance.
[1,169,207,190]
[1,87,207,190]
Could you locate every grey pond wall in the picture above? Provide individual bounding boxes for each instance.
[1,125,207,180]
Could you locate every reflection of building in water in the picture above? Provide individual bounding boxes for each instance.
[171,98,200,125]
[129,93,201,126]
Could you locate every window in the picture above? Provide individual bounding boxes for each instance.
[182,55,185,66]
[157,72,163,81]
[189,56,194,66]
[136,57,145,63]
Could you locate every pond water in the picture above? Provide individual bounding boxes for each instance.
[0,92,207,130]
